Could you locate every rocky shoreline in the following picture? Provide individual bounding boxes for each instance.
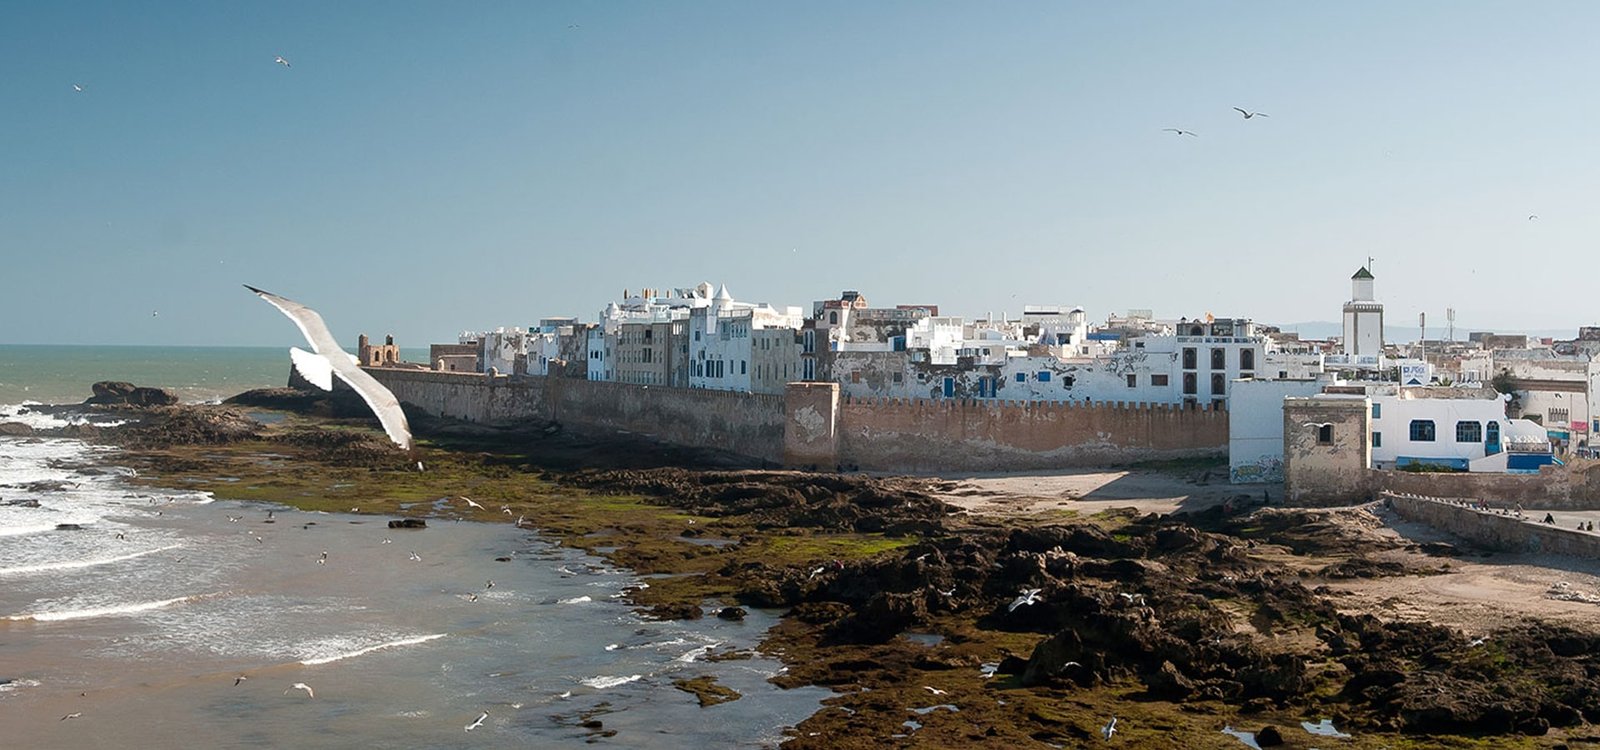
[15,388,1600,749]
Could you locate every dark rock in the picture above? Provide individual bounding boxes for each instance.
[0,422,33,436]
[387,518,427,529]
[580,719,603,729]
[792,601,851,625]
[55,523,85,531]
[645,602,702,620]
[1,497,40,508]
[1255,725,1284,746]
[1145,660,1195,700]
[997,655,1030,675]
[716,606,747,621]
[85,382,178,406]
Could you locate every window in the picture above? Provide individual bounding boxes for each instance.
[1278,371,1288,379]
[1211,348,1226,370]
[1126,374,1137,388]
[1372,432,1382,448]
[1062,375,1075,388]
[1211,373,1225,395]
[1182,372,1197,395]
[1240,349,1255,370]
[1182,348,1197,369]
[1318,425,1334,445]
[828,311,838,324]
[644,329,653,341]
[1371,403,1381,419]
[1550,408,1570,425]
[1456,421,1482,443]
[892,372,903,384]
[642,348,653,363]
[1016,373,1027,383]
[943,377,955,398]
[1037,371,1051,383]
[741,360,747,375]
[851,371,860,384]
[694,330,701,342]
[1410,420,1436,442]
[1151,374,1169,386]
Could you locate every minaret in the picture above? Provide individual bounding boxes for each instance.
[1341,266,1384,358]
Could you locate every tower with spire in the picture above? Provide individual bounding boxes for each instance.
[1341,265,1384,358]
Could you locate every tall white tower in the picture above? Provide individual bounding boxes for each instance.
[1342,266,1384,357]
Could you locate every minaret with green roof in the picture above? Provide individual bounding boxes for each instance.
[1343,265,1383,357]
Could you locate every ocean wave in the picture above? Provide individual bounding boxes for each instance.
[6,594,197,622]
[675,642,720,663]
[0,544,182,576]
[299,633,447,666]
[0,524,63,538]
[0,677,41,693]
[557,596,592,605]
[580,674,642,689]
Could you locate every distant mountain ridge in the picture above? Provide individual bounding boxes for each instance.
[1268,321,1582,344]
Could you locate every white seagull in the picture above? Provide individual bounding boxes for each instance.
[1009,588,1043,612]
[244,285,412,450]
[72,84,84,92]
[1163,128,1197,137]
[61,712,83,721]
[1102,716,1117,740]
[465,710,488,732]
[922,686,947,696]
[409,551,422,562]
[284,682,315,699]
[275,55,291,68]
[461,497,484,510]
[1232,107,1268,119]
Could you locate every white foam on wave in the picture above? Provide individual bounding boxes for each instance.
[0,544,182,577]
[581,674,642,689]
[675,642,720,663]
[6,594,197,622]
[0,677,42,694]
[299,633,448,666]
[0,524,62,538]
[557,595,592,605]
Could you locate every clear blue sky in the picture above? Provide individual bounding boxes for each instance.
[4,1,1597,347]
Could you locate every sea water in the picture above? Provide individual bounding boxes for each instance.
[0,364,827,747]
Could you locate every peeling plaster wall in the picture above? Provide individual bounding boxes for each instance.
[1283,397,1371,506]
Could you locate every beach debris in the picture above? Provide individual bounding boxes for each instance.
[1220,725,1261,749]
[1547,581,1600,604]
[1301,718,1351,737]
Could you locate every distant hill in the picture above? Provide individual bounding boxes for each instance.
[1268,321,1581,344]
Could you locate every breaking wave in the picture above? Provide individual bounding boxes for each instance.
[299,633,448,666]
[580,674,642,690]
[0,544,182,577]
[6,595,196,622]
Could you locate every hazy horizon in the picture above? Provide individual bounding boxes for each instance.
[6,2,1600,348]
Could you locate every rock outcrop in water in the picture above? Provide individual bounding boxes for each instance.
[85,381,179,407]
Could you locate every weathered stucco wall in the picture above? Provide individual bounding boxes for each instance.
[1388,492,1600,556]
[371,369,545,424]
[1283,396,1371,507]
[834,397,1227,472]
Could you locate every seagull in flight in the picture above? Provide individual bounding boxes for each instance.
[1302,422,1334,429]
[1232,107,1268,119]
[234,675,248,686]
[1009,588,1043,612]
[1528,214,1539,221]
[284,682,315,699]
[1163,128,1198,137]
[922,686,947,696]
[274,55,291,68]
[244,285,412,450]
[72,84,84,93]
[461,497,484,510]
[61,712,83,721]
[409,551,422,562]
[465,710,488,732]
[1102,716,1118,740]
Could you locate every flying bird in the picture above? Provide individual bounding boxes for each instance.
[1102,716,1118,740]
[274,55,291,68]
[461,497,484,510]
[284,682,314,699]
[409,551,422,562]
[1163,128,1197,137]
[72,84,84,92]
[1528,214,1539,221]
[1009,588,1043,612]
[922,686,947,696]
[465,711,488,732]
[244,285,412,450]
[1302,422,1334,429]
[1232,107,1269,119]
[61,712,83,721]
[234,675,248,686]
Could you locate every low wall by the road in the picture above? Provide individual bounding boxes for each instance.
[1373,464,1600,510]
[1386,492,1600,557]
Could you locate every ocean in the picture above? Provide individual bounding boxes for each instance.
[0,348,827,747]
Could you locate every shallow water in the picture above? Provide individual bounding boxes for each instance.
[0,417,826,748]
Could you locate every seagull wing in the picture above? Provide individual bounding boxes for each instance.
[1233,107,1248,117]
[290,346,335,391]
[244,285,412,450]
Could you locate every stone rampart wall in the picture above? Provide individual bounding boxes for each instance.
[1387,492,1600,557]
